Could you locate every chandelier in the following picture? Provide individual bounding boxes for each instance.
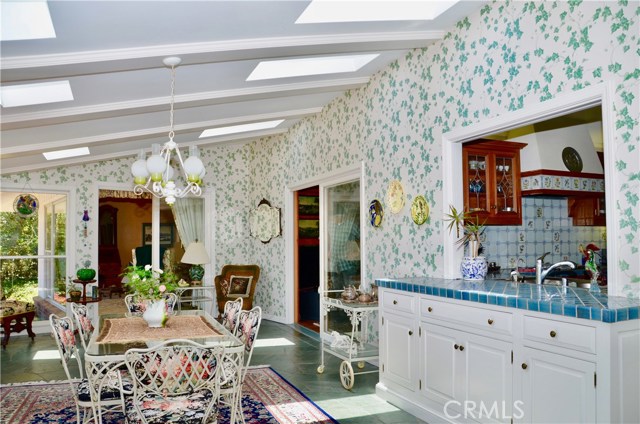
[131,56,204,205]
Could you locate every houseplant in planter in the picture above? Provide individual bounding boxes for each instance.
[67,280,83,301]
[122,265,178,327]
[445,205,488,280]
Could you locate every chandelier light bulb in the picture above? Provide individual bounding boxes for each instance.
[131,158,149,184]
[147,154,166,182]
[184,156,204,182]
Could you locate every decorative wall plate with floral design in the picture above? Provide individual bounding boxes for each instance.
[411,195,429,225]
[369,199,384,227]
[386,180,405,214]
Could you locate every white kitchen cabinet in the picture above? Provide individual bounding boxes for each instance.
[380,289,418,392]
[381,311,418,391]
[376,287,640,424]
[422,322,513,423]
[520,347,595,423]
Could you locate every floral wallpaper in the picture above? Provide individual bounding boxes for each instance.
[1,1,638,325]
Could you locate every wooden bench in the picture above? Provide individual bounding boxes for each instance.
[0,300,36,349]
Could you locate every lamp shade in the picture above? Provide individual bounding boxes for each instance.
[181,242,210,265]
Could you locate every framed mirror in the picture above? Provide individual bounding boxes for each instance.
[249,199,281,243]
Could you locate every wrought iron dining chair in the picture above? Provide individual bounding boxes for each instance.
[221,297,243,333]
[123,339,224,424]
[69,302,94,351]
[49,314,126,424]
[220,306,262,424]
[124,292,178,317]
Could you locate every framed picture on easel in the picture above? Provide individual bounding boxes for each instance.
[142,223,174,246]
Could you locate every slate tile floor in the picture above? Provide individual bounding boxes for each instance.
[1,320,425,424]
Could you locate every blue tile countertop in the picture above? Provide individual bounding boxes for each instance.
[375,277,640,323]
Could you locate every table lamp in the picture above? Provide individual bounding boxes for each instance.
[181,241,210,285]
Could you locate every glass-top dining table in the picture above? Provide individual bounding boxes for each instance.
[84,310,244,423]
[85,309,242,358]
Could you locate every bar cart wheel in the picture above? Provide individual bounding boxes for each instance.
[317,365,325,374]
[357,361,365,369]
[340,360,354,390]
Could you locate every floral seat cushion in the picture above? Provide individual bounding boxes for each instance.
[124,390,215,424]
[0,300,35,318]
[77,375,133,402]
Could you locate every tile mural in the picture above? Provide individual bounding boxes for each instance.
[2,1,638,325]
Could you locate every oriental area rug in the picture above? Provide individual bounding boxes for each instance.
[0,367,337,424]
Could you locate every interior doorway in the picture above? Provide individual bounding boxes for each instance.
[295,186,320,332]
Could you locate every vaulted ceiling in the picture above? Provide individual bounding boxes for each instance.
[0,1,484,175]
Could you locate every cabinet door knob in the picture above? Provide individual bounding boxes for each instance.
[454,344,459,350]
[427,306,433,312]
[393,300,397,305]
[408,330,413,336]
[487,319,494,325]
[459,345,465,351]
[550,330,557,338]
[521,363,528,370]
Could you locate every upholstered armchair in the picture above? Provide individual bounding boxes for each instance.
[213,265,260,316]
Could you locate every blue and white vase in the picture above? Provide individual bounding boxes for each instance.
[142,299,167,328]
[461,256,488,280]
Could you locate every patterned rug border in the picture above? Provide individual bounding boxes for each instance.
[0,367,338,424]
[266,368,339,424]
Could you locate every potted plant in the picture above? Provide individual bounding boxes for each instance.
[67,280,83,301]
[121,265,178,327]
[445,205,488,280]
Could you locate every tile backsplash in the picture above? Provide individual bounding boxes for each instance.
[483,197,606,270]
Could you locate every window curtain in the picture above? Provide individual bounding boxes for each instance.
[171,198,204,247]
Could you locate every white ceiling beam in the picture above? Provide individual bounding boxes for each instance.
[0,108,322,157]
[1,77,368,129]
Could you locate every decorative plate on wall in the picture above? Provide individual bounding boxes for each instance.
[386,180,405,214]
[369,199,384,227]
[562,147,583,172]
[411,195,429,225]
[13,193,39,218]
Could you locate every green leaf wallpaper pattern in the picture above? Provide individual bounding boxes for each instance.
[2,1,638,319]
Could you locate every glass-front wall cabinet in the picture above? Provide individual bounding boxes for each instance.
[463,140,526,225]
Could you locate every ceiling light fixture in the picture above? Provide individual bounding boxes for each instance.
[130,57,204,206]
[1,0,56,41]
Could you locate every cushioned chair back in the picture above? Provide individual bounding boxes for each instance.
[221,298,243,332]
[125,340,223,395]
[70,303,94,351]
[214,265,260,316]
[49,314,83,381]
[234,306,262,373]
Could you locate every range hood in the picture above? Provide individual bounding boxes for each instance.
[508,122,604,196]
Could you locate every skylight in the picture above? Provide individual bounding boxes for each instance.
[247,54,378,81]
[1,0,56,41]
[199,120,284,138]
[43,147,90,161]
[0,81,73,108]
[296,0,458,23]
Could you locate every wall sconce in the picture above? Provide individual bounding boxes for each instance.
[82,210,90,237]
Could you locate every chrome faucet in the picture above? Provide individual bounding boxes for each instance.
[536,259,576,285]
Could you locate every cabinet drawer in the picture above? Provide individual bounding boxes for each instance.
[421,298,512,335]
[382,290,415,314]
[523,315,596,354]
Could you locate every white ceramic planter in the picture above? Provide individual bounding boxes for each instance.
[461,256,488,280]
[142,299,167,328]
